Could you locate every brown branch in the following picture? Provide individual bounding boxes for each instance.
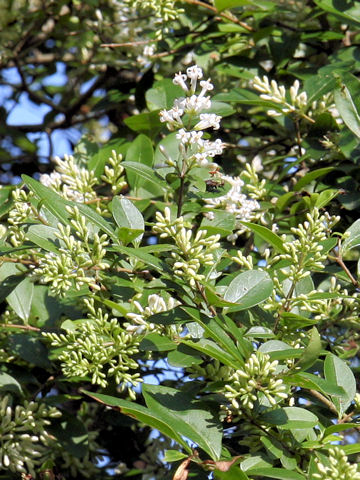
[0,256,38,266]
[195,280,217,316]
[0,323,40,332]
[14,59,66,113]
[182,0,253,31]
[338,410,357,424]
[309,389,339,416]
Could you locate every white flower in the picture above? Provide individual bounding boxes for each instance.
[195,113,221,130]
[186,65,203,92]
[173,72,188,92]
[204,174,259,222]
[187,65,203,80]
[199,79,214,97]
[184,95,211,113]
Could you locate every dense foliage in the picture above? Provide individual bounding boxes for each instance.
[2,1,360,479]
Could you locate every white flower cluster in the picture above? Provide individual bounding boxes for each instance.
[126,293,179,335]
[225,352,288,411]
[160,66,225,168]
[204,174,260,241]
[39,154,97,202]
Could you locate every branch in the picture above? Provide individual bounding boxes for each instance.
[182,0,253,31]
[0,323,40,332]
[309,389,339,416]
[14,59,66,113]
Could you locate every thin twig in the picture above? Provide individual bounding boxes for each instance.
[195,280,217,316]
[182,0,253,31]
[309,389,339,416]
[0,323,40,332]
[0,257,38,266]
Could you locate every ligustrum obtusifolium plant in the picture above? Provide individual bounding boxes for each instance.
[2,29,360,479]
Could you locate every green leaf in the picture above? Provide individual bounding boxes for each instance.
[314,0,360,27]
[124,111,162,137]
[8,334,51,368]
[0,267,26,303]
[125,134,160,197]
[139,333,177,352]
[259,340,302,361]
[7,277,34,322]
[324,354,356,416]
[112,196,144,244]
[223,270,273,310]
[181,307,245,364]
[142,384,223,460]
[260,436,296,470]
[26,224,59,253]
[342,218,360,253]
[182,338,238,367]
[324,423,360,437]
[260,407,318,429]
[293,167,334,192]
[0,372,23,395]
[334,74,360,139]
[246,467,305,480]
[284,372,345,397]
[121,161,167,193]
[49,416,89,458]
[22,175,117,241]
[82,390,192,454]
[214,0,251,11]
[214,467,250,480]
[146,79,183,111]
[296,327,321,371]
[163,450,188,462]
[281,312,319,328]
[112,245,170,274]
[167,345,203,367]
[341,444,360,455]
[206,100,235,117]
[23,174,71,226]
[201,210,235,237]
[240,222,286,253]
[87,137,129,178]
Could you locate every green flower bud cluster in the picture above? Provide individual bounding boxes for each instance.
[252,76,332,121]
[33,211,109,296]
[39,150,127,206]
[264,209,339,314]
[279,209,331,278]
[124,0,184,38]
[154,207,220,287]
[313,447,360,480]
[8,189,34,246]
[224,352,288,411]
[0,394,61,476]
[242,163,267,200]
[44,300,141,394]
[126,293,180,336]
[188,359,232,382]
[101,149,127,195]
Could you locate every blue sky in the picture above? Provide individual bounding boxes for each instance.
[1,64,82,163]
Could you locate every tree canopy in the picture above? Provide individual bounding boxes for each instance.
[2,1,360,479]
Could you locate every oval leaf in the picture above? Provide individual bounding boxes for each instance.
[224,270,273,309]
